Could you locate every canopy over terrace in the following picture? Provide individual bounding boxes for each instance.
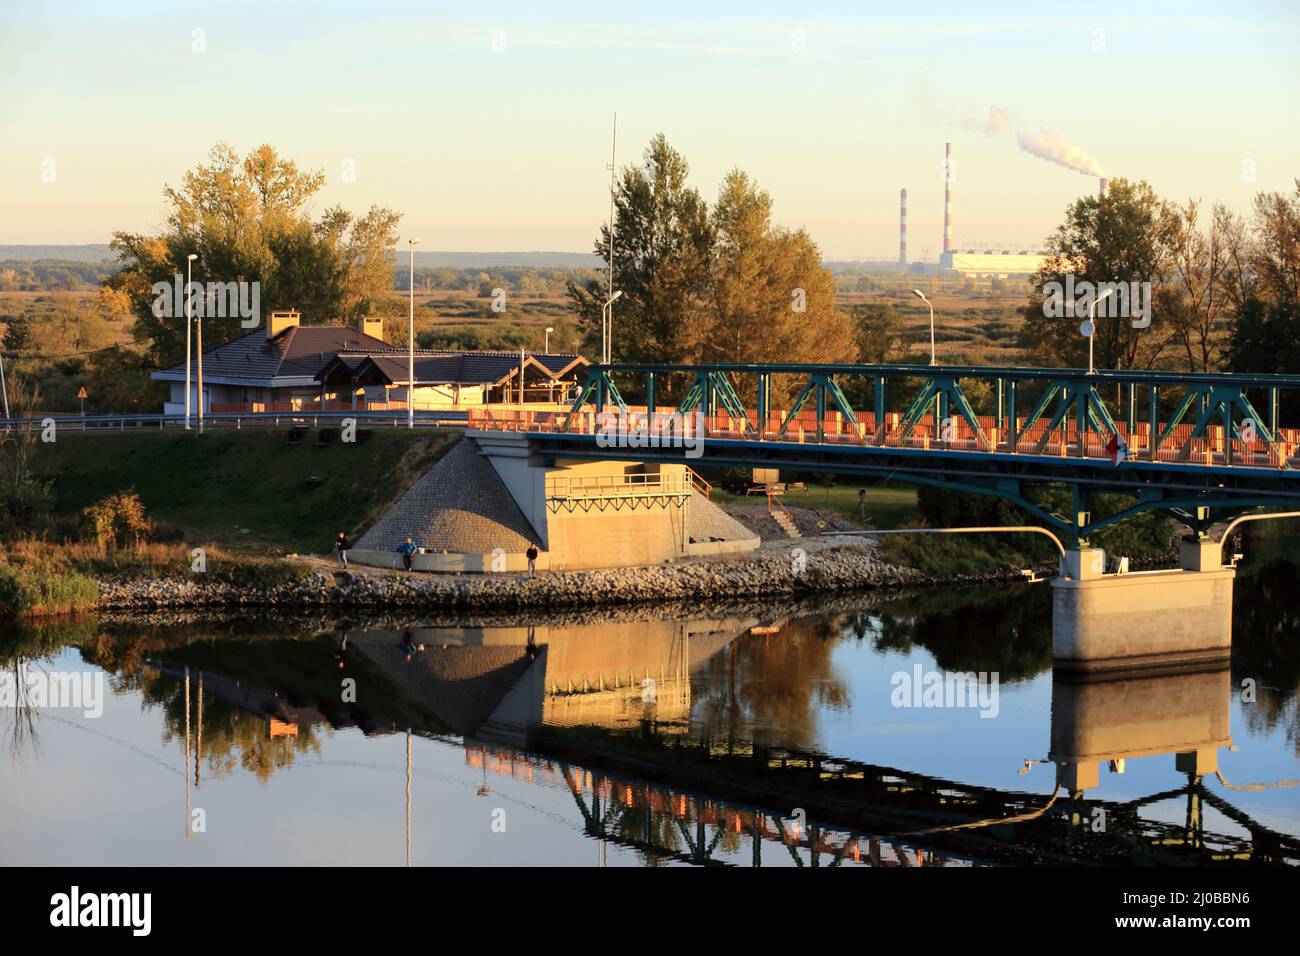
[315,350,588,410]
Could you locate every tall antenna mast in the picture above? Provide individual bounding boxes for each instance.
[605,112,617,364]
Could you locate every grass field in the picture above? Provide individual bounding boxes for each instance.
[32,426,458,553]
[398,285,1029,367]
[711,482,920,530]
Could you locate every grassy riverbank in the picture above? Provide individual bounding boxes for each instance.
[3,427,454,617]
[32,427,458,552]
[0,539,314,617]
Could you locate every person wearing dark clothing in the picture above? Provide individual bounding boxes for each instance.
[526,544,538,577]
[335,532,350,567]
[857,488,867,519]
[398,536,418,571]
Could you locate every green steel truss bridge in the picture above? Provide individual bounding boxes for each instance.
[466,362,1300,545]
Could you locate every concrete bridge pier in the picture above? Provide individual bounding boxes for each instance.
[1051,540,1234,674]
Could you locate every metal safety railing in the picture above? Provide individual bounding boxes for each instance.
[544,471,693,502]
[466,404,1300,472]
[0,409,470,433]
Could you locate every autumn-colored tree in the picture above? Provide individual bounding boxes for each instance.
[703,170,855,373]
[111,143,402,365]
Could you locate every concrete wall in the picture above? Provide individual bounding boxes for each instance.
[470,431,693,570]
[471,431,548,542]
[544,497,687,570]
[1052,567,1235,674]
[343,548,546,573]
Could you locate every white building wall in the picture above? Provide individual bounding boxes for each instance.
[944,251,1047,277]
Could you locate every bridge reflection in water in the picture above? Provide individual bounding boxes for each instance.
[339,608,1295,867]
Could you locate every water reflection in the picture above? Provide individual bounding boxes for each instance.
[1,530,1296,866]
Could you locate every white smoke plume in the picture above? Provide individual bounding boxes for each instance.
[1016,127,1106,178]
[983,105,1010,136]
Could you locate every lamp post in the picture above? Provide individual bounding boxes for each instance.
[544,326,554,354]
[1082,287,1115,375]
[601,290,623,365]
[185,254,197,429]
[407,238,420,428]
[912,289,936,365]
[197,292,204,434]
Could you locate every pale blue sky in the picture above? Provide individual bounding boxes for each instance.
[2,1,1297,259]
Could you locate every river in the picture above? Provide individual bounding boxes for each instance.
[2,530,1296,867]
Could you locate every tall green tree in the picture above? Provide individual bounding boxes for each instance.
[850,303,904,364]
[568,136,854,389]
[569,134,713,364]
[1019,178,1177,370]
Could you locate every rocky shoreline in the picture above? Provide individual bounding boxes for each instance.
[94,539,1079,612]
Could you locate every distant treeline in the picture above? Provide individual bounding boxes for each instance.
[394,266,602,296]
[0,259,117,291]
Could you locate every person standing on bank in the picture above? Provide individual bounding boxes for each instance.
[335,531,350,567]
[398,536,418,571]
[526,544,538,577]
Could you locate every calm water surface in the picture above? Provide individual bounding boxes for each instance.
[2,532,1297,867]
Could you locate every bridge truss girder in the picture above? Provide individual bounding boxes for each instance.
[535,433,1300,545]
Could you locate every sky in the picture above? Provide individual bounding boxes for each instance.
[2,0,1298,260]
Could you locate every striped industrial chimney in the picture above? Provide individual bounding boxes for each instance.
[943,143,955,256]
[899,188,908,271]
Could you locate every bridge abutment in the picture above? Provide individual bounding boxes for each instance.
[1051,545,1233,674]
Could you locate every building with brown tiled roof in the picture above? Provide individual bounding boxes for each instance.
[150,311,587,414]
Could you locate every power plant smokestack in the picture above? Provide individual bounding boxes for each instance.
[943,143,954,256]
[1099,177,1110,199]
[899,188,908,270]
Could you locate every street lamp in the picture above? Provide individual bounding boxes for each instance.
[407,238,420,428]
[601,290,623,364]
[1081,287,1115,375]
[185,253,198,429]
[912,289,936,365]
[544,326,554,354]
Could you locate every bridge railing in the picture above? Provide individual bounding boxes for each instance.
[467,404,1300,470]
[544,470,692,502]
[0,409,470,433]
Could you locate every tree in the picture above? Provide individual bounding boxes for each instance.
[0,376,50,531]
[567,136,854,390]
[1020,178,1177,370]
[568,134,713,364]
[850,303,904,364]
[3,315,32,351]
[1225,180,1300,395]
[1246,181,1300,307]
[702,170,855,378]
[1164,200,1233,371]
[110,143,401,365]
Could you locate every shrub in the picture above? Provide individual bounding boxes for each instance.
[82,492,151,549]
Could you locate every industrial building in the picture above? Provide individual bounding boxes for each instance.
[940,249,1047,278]
[920,141,1048,277]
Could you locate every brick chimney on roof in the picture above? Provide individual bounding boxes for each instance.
[267,310,300,338]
